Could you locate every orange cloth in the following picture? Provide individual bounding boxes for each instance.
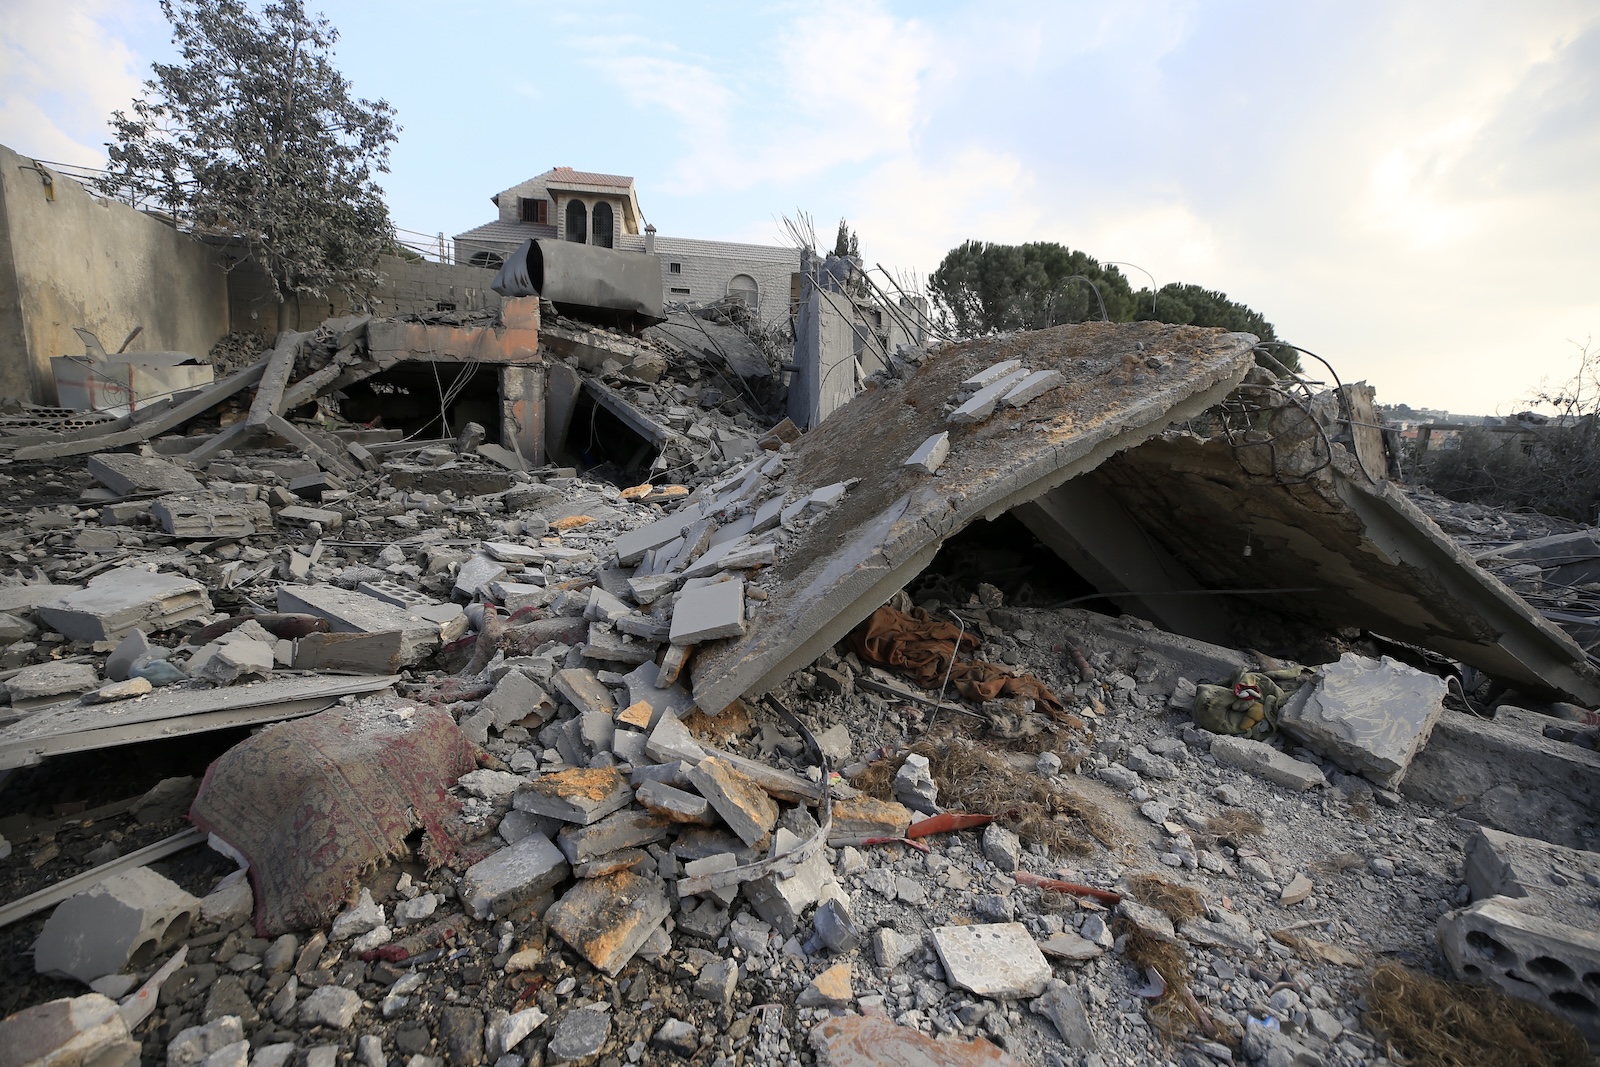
[849,605,1068,719]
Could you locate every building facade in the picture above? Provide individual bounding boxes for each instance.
[453,167,801,324]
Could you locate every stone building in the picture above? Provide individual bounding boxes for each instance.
[453,167,801,324]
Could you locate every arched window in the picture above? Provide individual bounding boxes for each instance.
[728,274,758,307]
[565,199,587,244]
[468,250,505,270]
[593,202,614,248]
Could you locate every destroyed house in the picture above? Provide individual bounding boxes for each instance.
[454,166,801,322]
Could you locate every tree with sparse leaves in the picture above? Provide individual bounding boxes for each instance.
[833,218,860,260]
[102,0,399,331]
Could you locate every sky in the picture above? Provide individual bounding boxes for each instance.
[2,0,1597,415]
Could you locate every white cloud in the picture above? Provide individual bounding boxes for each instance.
[0,0,149,166]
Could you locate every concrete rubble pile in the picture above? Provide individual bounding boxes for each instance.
[0,315,1597,1067]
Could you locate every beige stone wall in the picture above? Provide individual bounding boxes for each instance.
[0,143,230,403]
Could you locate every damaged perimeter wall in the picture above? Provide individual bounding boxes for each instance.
[0,143,230,405]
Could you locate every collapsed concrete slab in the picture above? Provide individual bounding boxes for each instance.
[690,322,1261,713]
[33,867,199,982]
[1402,704,1600,852]
[1084,380,1600,706]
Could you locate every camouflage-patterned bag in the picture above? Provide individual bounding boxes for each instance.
[1190,667,1308,739]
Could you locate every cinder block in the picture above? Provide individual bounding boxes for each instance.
[1439,896,1600,1042]
[34,867,200,983]
[669,579,746,644]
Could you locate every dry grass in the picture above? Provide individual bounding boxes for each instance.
[1205,810,1265,843]
[847,734,1112,854]
[1128,873,1207,924]
[1312,852,1366,880]
[1119,926,1210,1044]
[1364,963,1590,1067]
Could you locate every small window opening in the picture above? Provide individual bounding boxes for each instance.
[593,202,614,248]
[520,197,547,224]
[565,199,587,243]
[669,262,683,274]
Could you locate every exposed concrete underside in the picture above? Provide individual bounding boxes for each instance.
[690,322,1261,713]
[1093,431,1600,705]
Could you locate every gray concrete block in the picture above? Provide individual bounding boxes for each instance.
[685,756,778,847]
[742,828,836,936]
[513,767,632,825]
[962,360,1023,389]
[645,713,708,765]
[167,1015,243,1067]
[636,780,714,825]
[5,661,100,710]
[1001,368,1064,408]
[903,432,950,475]
[481,671,552,728]
[0,993,137,1067]
[461,834,570,920]
[556,809,670,865]
[948,368,1030,425]
[36,568,212,642]
[87,453,200,497]
[669,579,746,644]
[34,867,199,983]
[274,584,438,665]
[1439,895,1600,1042]
[453,553,507,602]
[545,871,671,976]
[1402,705,1600,851]
[1210,735,1327,791]
[553,668,614,716]
[1281,652,1446,788]
[614,506,706,566]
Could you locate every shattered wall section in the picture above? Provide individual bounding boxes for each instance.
[0,143,230,405]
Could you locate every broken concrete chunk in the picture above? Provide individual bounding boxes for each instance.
[1001,368,1064,408]
[481,671,553,728]
[893,753,939,814]
[669,579,746,644]
[829,795,912,841]
[5,661,101,710]
[903,431,951,475]
[949,368,1031,425]
[514,767,632,825]
[743,828,836,936]
[635,780,714,825]
[274,505,343,530]
[275,584,438,666]
[0,992,139,1067]
[553,668,615,717]
[685,756,778,847]
[1209,735,1327,791]
[614,507,706,566]
[453,553,507,602]
[1279,652,1445,789]
[556,809,670,865]
[88,452,201,497]
[293,630,406,675]
[462,834,570,920]
[34,867,199,983]
[167,1015,244,1067]
[544,870,670,976]
[930,922,1052,999]
[152,494,259,538]
[961,359,1024,390]
[37,568,212,643]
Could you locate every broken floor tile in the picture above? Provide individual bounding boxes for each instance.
[930,922,1052,999]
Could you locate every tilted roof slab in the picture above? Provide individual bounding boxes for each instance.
[689,322,1260,714]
